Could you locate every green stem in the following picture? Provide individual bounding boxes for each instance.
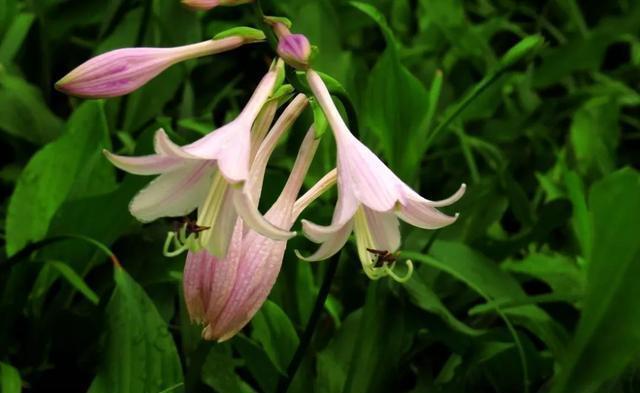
[275,252,341,393]
[1,234,120,268]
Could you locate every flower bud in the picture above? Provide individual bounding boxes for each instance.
[182,0,253,10]
[277,34,312,70]
[56,36,251,98]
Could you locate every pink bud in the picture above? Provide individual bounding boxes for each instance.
[277,34,312,70]
[56,37,245,98]
[182,0,253,10]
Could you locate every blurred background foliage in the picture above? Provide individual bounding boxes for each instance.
[1,0,640,392]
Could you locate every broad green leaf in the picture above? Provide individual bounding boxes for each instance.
[88,266,183,393]
[357,2,430,182]
[233,335,280,393]
[551,168,640,393]
[0,0,18,38]
[316,310,361,393]
[0,13,35,65]
[0,362,21,393]
[570,97,619,176]
[6,101,108,256]
[251,300,299,372]
[342,283,408,393]
[350,2,396,47]
[404,242,569,357]
[403,269,484,336]
[201,345,254,393]
[0,72,63,144]
[503,253,585,298]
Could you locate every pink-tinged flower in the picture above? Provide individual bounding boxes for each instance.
[103,62,302,256]
[301,70,466,281]
[277,34,312,70]
[55,33,263,98]
[184,128,337,341]
[182,0,253,11]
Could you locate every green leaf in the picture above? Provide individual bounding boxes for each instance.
[569,97,619,176]
[0,362,21,393]
[6,101,108,256]
[350,2,396,47]
[551,168,640,393]
[201,345,254,393]
[213,27,264,41]
[503,253,585,298]
[233,335,280,393]
[0,72,63,144]
[47,260,100,305]
[404,242,569,357]
[250,300,299,372]
[403,270,484,336]
[342,283,408,393]
[355,2,430,182]
[0,13,35,65]
[498,35,544,69]
[564,170,592,257]
[88,266,183,393]
[316,310,361,393]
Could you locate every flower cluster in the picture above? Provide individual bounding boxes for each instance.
[56,4,464,341]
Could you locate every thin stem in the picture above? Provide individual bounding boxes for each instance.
[275,251,341,393]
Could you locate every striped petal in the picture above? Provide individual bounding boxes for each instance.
[103,149,185,175]
[129,161,214,222]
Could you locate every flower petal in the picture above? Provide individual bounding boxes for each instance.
[153,128,194,158]
[103,149,185,175]
[203,219,245,328]
[300,191,357,243]
[396,202,459,230]
[402,182,467,207]
[297,220,353,261]
[183,249,218,323]
[232,189,295,241]
[129,161,214,222]
[336,134,400,212]
[363,208,401,252]
[198,187,238,257]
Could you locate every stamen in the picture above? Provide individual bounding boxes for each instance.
[163,225,206,258]
[383,260,414,283]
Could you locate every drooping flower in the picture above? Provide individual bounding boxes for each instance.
[184,127,337,341]
[55,30,264,98]
[182,0,253,11]
[104,61,302,256]
[301,69,466,281]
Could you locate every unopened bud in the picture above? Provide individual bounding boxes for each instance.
[277,34,312,70]
[55,36,253,98]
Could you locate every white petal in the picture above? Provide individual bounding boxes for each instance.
[363,208,401,252]
[129,162,214,222]
[337,135,400,212]
[300,192,358,243]
[232,189,295,241]
[103,149,185,175]
[297,220,353,262]
[402,183,467,207]
[396,202,459,229]
[153,128,194,158]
